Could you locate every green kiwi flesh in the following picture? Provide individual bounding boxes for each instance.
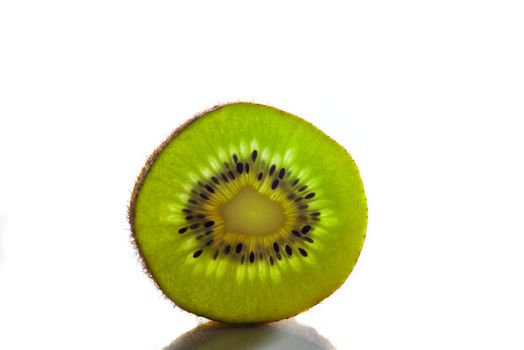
[129,102,367,323]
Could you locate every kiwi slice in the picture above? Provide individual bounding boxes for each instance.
[129,102,367,324]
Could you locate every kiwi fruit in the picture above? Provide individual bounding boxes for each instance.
[129,102,367,324]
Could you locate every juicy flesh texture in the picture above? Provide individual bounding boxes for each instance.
[131,103,367,323]
[220,187,286,236]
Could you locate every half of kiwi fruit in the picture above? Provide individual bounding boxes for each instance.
[129,102,367,324]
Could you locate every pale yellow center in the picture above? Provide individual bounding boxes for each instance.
[219,187,285,235]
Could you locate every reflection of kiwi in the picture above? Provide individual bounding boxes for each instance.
[129,102,367,323]
[164,319,335,350]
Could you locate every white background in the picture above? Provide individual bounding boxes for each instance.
[1,1,523,349]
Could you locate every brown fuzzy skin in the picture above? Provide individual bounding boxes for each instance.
[127,102,288,323]
[128,104,222,296]
[127,101,368,324]
[128,101,283,287]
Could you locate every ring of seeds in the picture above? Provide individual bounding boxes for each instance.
[176,150,320,266]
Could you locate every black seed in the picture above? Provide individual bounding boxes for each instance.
[205,239,214,246]
[311,212,321,217]
[269,164,276,176]
[252,150,258,162]
[291,179,299,187]
[185,216,194,221]
[193,250,203,258]
[196,214,205,218]
[190,223,200,230]
[273,242,280,253]
[271,180,279,190]
[205,230,212,235]
[258,172,263,181]
[204,221,215,228]
[213,251,219,260]
[188,199,198,205]
[236,162,243,174]
[298,204,308,209]
[212,176,219,184]
[298,185,307,192]
[285,245,292,256]
[228,171,235,180]
[276,253,282,260]
[236,243,243,254]
[305,192,316,199]
[301,225,311,234]
[249,252,255,263]
[221,173,228,182]
[178,227,188,234]
[292,230,301,237]
[232,154,238,163]
[182,208,192,213]
[278,168,285,179]
[205,185,215,193]
[199,193,209,200]
[224,245,231,255]
[303,236,314,243]
[270,256,275,265]
[224,162,230,169]
[298,248,308,257]
[288,194,295,200]
[245,163,250,174]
